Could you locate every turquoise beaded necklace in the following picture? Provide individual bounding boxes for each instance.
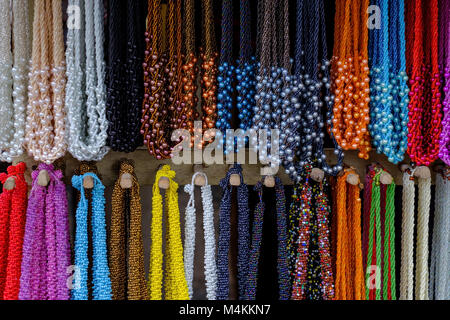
[369,0,409,164]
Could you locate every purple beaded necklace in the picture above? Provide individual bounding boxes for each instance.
[19,164,71,300]
[439,0,450,164]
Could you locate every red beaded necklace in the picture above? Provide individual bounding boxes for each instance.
[0,162,28,300]
[406,0,442,166]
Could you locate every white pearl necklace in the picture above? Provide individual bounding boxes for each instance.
[183,172,217,300]
[25,0,67,163]
[0,0,29,163]
[65,0,109,161]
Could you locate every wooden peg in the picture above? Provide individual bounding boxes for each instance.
[263,175,275,188]
[120,173,133,189]
[346,173,360,186]
[380,171,393,185]
[230,174,241,186]
[311,168,325,183]
[83,176,94,189]
[158,177,170,189]
[414,166,431,179]
[37,170,50,187]
[193,165,206,186]
[3,177,16,190]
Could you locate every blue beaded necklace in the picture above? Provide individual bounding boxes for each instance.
[288,0,343,182]
[369,0,409,163]
[236,0,256,134]
[254,0,294,174]
[217,0,234,155]
[245,177,290,300]
[216,164,250,300]
[71,173,112,300]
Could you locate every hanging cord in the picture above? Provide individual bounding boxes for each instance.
[183,172,217,300]
[25,0,66,163]
[429,168,450,300]
[439,0,450,164]
[0,162,27,300]
[149,165,189,300]
[216,164,250,300]
[110,160,148,300]
[245,177,290,300]
[331,0,371,160]
[291,164,334,300]
[66,0,109,161]
[72,169,111,300]
[334,169,365,300]
[0,0,29,162]
[19,163,70,300]
[406,0,442,166]
[369,0,409,164]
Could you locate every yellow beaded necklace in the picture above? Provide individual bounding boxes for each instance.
[149,165,189,300]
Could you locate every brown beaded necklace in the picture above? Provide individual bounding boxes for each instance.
[181,0,218,149]
[200,0,218,145]
[142,0,185,159]
[109,160,148,300]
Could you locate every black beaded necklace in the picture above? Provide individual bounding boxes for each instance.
[106,0,147,152]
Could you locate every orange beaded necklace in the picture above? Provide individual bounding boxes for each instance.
[331,0,371,160]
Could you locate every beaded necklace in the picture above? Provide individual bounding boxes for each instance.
[142,0,185,159]
[333,169,365,300]
[183,172,217,300]
[0,0,29,163]
[429,168,450,300]
[368,0,409,164]
[399,166,431,300]
[405,0,442,166]
[109,160,147,300]
[288,0,344,179]
[216,164,250,300]
[254,0,292,176]
[72,168,111,300]
[0,162,27,300]
[66,0,109,161]
[245,177,290,300]
[217,0,256,154]
[181,0,199,142]
[200,0,218,144]
[363,165,396,300]
[19,164,70,300]
[331,0,371,160]
[439,1,450,165]
[217,0,234,149]
[236,0,256,134]
[106,1,147,152]
[290,165,334,300]
[149,165,189,300]
[25,0,66,164]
